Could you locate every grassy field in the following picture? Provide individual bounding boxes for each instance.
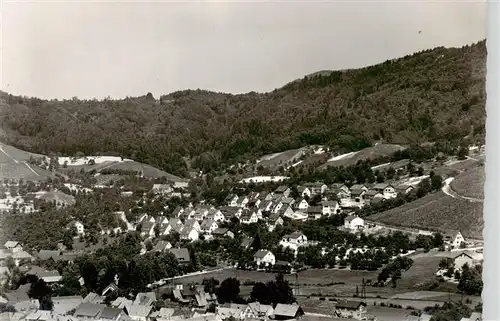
[58,159,185,181]
[321,144,405,168]
[368,191,483,239]
[450,166,485,199]
[257,148,305,168]
[0,143,54,181]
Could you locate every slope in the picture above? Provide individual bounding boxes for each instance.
[0,40,486,175]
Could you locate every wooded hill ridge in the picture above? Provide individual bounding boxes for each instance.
[0,40,486,177]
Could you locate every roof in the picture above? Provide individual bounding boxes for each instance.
[469,312,482,321]
[126,304,153,318]
[350,189,364,196]
[254,249,272,259]
[169,248,190,263]
[212,228,230,235]
[134,292,156,306]
[289,231,305,239]
[100,307,123,320]
[345,215,362,223]
[4,241,19,249]
[37,250,60,261]
[248,302,273,314]
[372,183,389,190]
[52,296,84,315]
[240,209,256,220]
[74,302,106,317]
[83,292,103,304]
[275,186,289,193]
[307,206,322,214]
[201,219,216,229]
[350,184,366,190]
[273,304,301,317]
[241,237,254,248]
[335,300,362,310]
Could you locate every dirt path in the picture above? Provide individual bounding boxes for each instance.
[442,177,482,203]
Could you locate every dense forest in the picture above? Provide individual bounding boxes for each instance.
[0,40,486,177]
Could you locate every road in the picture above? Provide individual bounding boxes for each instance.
[442,177,483,203]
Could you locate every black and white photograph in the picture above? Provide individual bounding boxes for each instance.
[0,1,489,321]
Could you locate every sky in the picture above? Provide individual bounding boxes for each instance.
[1,0,486,100]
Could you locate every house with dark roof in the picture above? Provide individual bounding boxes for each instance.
[212,228,234,239]
[73,302,106,320]
[100,306,124,321]
[140,222,156,238]
[224,194,239,207]
[240,237,254,250]
[172,206,184,218]
[297,186,311,198]
[240,209,258,225]
[253,250,275,267]
[303,183,327,196]
[219,206,243,222]
[273,304,304,320]
[169,248,191,265]
[273,186,290,198]
[306,206,322,220]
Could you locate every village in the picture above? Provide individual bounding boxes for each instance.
[0,153,485,321]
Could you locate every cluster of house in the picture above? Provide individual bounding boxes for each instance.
[137,182,404,243]
[0,278,382,321]
[0,285,311,321]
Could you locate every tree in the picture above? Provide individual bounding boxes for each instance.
[457,263,483,296]
[251,282,270,304]
[216,278,241,304]
[202,277,219,294]
[431,174,443,190]
[266,273,295,305]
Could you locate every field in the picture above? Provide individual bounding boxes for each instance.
[0,143,54,181]
[321,144,405,168]
[58,157,185,182]
[368,191,483,239]
[257,148,305,169]
[450,166,485,199]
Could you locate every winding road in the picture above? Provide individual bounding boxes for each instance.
[442,177,483,203]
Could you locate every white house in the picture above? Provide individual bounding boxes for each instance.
[240,210,259,224]
[4,241,23,253]
[200,219,219,234]
[236,196,249,208]
[279,231,308,254]
[180,227,199,242]
[321,201,340,216]
[254,250,275,267]
[450,231,466,249]
[297,186,311,198]
[295,198,309,211]
[73,221,85,236]
[206,209,225,222]
[344,215,365,232]
[184,219,201,232]
[372,183,398,199]
[267,216,284,232]
[140,222,156,238]
[225,194,239,207]
[453,252,475,271]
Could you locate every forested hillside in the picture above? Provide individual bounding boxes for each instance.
[0,40,486,177]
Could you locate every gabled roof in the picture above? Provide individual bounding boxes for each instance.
[345,215,361,223]
[275,186,289,193]
[306,206,322,214]
[254,249,272,259]
[241,237,254,248]
[169,248,191,263]
[212,228,231,236]
[240,209,256,220]
[100,307,123,320]
[200,219,216,229]
[350,189,365,196]
[74,302,106,318]
[273,304,302,317]
[126,304,153,318]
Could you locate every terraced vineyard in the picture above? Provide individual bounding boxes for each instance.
[368,191,483,239]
